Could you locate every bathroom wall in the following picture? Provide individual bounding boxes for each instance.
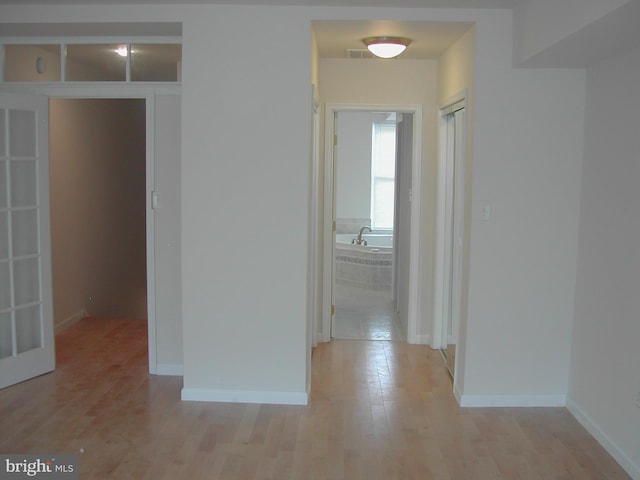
[335,110,388,233]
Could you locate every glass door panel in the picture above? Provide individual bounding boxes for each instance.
[0,92,54,390]
[0,312,11,359]
[9,109,36,157]
[16,306,42,354]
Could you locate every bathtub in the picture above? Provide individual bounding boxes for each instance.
[335,233,393,249]
[335,233,393,291]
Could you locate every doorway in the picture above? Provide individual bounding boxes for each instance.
[332,110,407,340]
[49,98,148,345]
[322,104,424,344]
[434,95,467,378]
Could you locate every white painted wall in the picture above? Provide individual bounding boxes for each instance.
[153,94,183,371]
[513,0,640,67]
[459,10,585,404]
[567,45,640,478]
[180,6,311,403]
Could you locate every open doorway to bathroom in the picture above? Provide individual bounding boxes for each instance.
[332,110,413,341]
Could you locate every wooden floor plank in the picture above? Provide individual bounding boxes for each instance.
[0,317,631,479]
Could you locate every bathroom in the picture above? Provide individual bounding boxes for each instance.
[333,110,413,341]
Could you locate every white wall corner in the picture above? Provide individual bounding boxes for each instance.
[181,388,309,406]
[54,308,87,334]
[155,364,184,376]
[458,394,567,408]
[566,398,640,480]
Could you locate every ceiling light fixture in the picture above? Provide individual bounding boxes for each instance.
[115,46,128,57]
[362,36,411,59]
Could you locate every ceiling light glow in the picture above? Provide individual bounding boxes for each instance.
[362,36,412,59]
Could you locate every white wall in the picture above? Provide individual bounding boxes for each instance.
[459,10,585,404]
[513,0,640,68]
[180,6,311,403]
[567,46,640,478]
[513,0,628,65]
[153,94,183,370]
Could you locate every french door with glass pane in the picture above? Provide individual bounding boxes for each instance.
[0,92,54,389]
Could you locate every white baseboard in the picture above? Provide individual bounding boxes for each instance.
[156,364,184,376]
[566,398,640,480]
[458,394,567,407]
[55,309,87,334]
[181,388,308,405]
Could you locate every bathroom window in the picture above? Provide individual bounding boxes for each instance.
[371,122,396,230]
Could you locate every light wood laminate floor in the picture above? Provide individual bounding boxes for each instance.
[0,317,630,479]
[333,285,403,341]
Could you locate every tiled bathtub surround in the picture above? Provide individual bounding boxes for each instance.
[335,243,392,291]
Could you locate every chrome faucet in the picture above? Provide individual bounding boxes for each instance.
[352,226,372,246]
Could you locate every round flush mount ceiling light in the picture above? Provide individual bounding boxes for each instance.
[362,36,412,59]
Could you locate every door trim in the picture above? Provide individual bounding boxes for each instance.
[322,103,423,344]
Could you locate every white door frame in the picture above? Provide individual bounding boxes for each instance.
[0,83,179,375]
[322,103,423,344]
[433,90,467,358]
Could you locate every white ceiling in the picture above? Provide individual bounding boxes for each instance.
[0,0,518,6]
[314,20,474,59]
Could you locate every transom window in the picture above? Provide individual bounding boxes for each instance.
[2,42,181,83]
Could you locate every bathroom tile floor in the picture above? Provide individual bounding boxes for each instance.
[333,284,403,341]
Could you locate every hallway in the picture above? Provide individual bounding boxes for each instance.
[0,318,630,479]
